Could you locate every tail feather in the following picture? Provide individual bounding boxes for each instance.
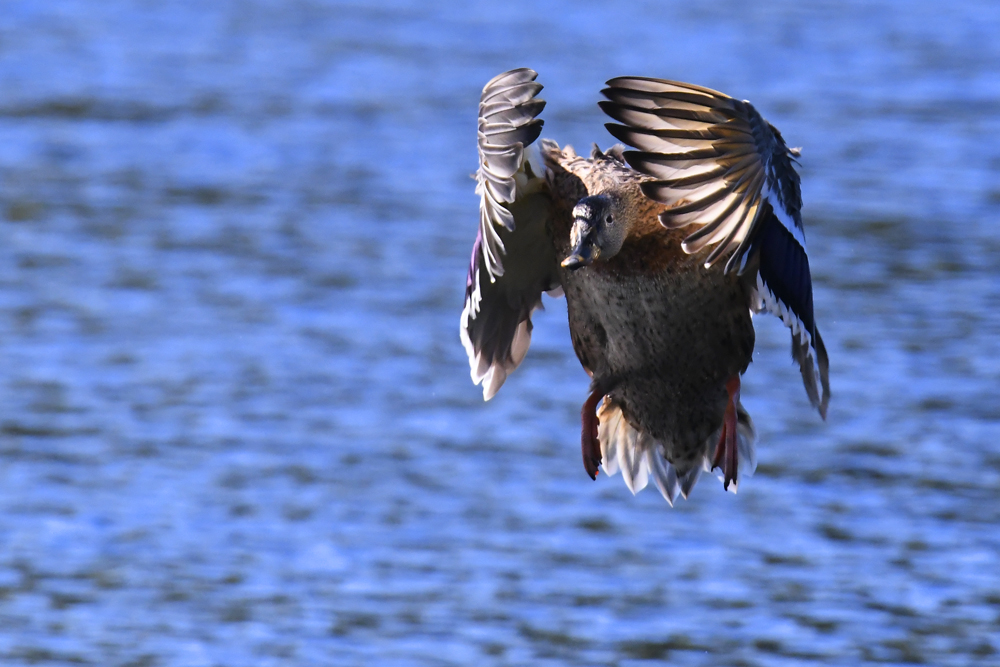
[645,448,681,506]
[597,399,757,504]
[599,400,623,477]
[622,433,651,494]
[678,463,703,499]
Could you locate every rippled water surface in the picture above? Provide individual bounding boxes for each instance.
[1,1,1000,665]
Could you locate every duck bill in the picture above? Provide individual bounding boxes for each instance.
[561,222,600,270]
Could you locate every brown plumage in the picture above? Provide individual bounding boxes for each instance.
[460,69,828,504]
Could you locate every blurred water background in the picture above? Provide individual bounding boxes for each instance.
[0,1,999,665]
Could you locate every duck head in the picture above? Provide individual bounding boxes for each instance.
[561,194,628,270]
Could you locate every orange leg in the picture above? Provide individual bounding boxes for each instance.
[580,389,605,480]
[711,376,741,491]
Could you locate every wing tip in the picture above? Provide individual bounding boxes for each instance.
[755,273,830,419]
[476,68,549,281]
[482,67,539,95]
[460,294,536,402]
[602,76,734,101]
[813,328,831,420]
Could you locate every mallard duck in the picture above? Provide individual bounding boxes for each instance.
[460,68,829,504]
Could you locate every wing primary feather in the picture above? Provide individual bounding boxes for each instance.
[481,79,542,105]
[602,89,735,117]
[481,99,547,126]
[600,104,719,132]
[605,76,733,99]
[604,102,728,125]
[603,121,713,152]
[649,166,728,189]
[656,181,731,214]
[676,188,752,251]
[602,118,719,142]
[482,67,538,91]
[725,192,772,275]
[702,208,747,267]
[625,147,721,166]
[463,69,561,401]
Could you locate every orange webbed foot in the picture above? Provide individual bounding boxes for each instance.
[711,376,741,491]
[580,389,605,480]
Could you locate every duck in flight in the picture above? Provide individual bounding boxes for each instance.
[460,68,829,504]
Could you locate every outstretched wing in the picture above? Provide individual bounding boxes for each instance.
[599,77,829,418]
[461,68,560,400]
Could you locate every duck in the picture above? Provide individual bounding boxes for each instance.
[460,68,829,504]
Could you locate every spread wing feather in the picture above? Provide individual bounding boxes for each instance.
[600,77,829,417]
[461,69,560,400]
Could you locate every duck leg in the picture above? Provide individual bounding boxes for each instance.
[711,376,741,490]
[580,389,605,480]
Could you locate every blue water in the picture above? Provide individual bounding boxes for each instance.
[0,1,999,665]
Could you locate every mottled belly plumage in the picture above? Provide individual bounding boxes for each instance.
[558,237,755,469]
